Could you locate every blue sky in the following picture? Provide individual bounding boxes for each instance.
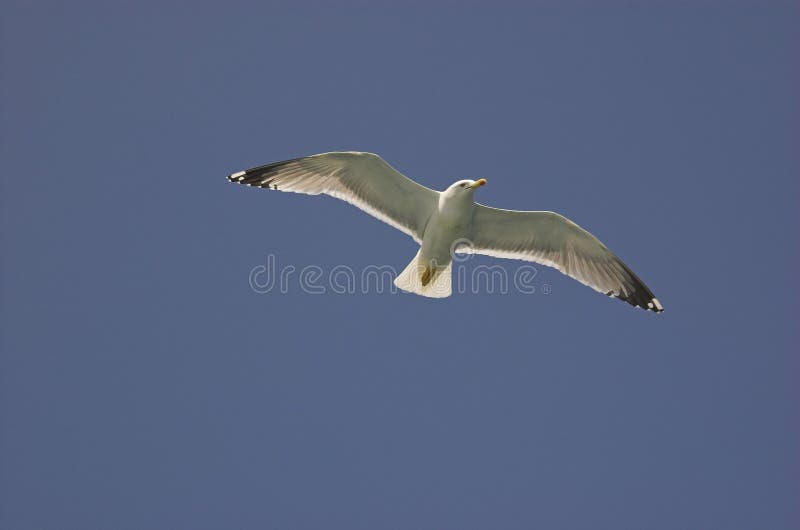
[1,2,798,529]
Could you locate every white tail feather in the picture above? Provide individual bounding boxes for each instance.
[393,250,452,298]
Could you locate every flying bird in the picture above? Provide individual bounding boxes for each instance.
[227,151,663,312]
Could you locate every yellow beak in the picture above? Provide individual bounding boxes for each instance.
[469,178,487,189]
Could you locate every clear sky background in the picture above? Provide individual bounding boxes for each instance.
[1,1,798,529]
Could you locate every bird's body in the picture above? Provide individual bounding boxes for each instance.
[228,151,663,312]
[416,187,478,285]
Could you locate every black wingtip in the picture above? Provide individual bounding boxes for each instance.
[226,157,305,188]
[610,258,664,313]
[615,292,664,313]
[646,298,665,313]
[227,170,247,183]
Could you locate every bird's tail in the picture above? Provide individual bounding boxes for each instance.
[393,250,452,298]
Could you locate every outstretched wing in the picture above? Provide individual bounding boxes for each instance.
[228,152,438,243]
[468,205,663,312]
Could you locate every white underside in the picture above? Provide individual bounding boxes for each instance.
[393,250,452,298]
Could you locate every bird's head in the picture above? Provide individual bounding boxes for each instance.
[444,178,487,197]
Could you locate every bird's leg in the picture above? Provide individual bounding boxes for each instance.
[420,265,432,286]
[419,258,441,286]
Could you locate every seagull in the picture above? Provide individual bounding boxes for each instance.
[227,151,663,312]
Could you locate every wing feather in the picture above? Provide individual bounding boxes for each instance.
[468,205,663,312]
[227,152,438,243]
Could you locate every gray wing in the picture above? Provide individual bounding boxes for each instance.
[468,205,663,312]
[228,152,438,243]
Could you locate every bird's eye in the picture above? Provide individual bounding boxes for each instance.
[460,183,466,188]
